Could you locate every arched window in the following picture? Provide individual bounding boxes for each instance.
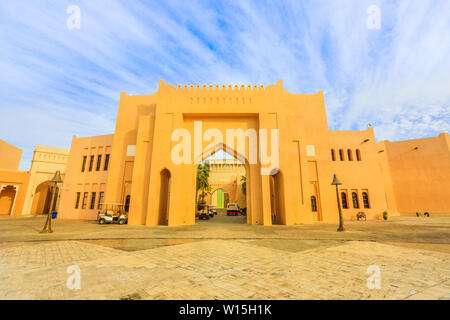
[331,149,336,161]
[339,149,344,161]
[356,149,361,161]
[352,192,359,209]
[341,192,348,209]
[347,149,353,161]
[362,192,370,209]
[311,196,317,212]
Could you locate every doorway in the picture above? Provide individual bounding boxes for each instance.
[270,172,284,224]
[158,169,171,225]
[0,185,17,215]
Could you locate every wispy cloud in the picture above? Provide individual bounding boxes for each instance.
[0,0,449,169]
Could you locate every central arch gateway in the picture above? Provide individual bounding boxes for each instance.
[103,80,387,226]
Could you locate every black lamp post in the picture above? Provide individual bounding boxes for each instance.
[40,171,63,234]
[331,174,344,232]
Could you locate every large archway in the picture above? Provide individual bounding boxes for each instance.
[125,113,278,227]
[0,185,18,215]
[30,181,58,215]
[194,145,249,225]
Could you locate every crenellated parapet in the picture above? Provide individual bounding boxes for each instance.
[33,145,70,164]
[175,83,268,91]
[157,79,284,105]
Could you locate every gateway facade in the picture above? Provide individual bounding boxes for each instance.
[59,80,391,225]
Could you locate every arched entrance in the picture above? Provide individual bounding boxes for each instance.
[30,181,57,215]
[0,185,18,215]
[194,145,248,225]
[211,188,229,208]
[158,169,171,225]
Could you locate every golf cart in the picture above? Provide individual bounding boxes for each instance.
[208,205,217,218]
[197,203,210,220]
[97,203,128,225]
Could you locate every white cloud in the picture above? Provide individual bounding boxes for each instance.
[0,0,448,169]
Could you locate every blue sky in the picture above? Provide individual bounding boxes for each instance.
[0,0,449,170]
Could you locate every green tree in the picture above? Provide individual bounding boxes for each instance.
[240,175,246,195]
[196,163,211,204]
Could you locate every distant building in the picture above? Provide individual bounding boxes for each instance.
[0,140,68,216]
[57,134,113,220]
[204,159,246,209]
[377,133,450,215]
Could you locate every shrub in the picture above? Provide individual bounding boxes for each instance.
[383,211,388,220]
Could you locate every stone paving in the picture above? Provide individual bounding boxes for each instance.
[0,239,448,300]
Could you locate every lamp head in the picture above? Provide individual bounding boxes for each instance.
[331,174,342,186]
[50,171,63,184]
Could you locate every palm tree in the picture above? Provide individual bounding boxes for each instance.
[240,175,246,195]
[196,163,211,205]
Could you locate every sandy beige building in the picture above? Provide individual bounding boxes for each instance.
[0,140,29,216]
[377,133,450,215]
[21,145,69,215]
[58,134,113,220]
[204,159,246,209]
[57,80,392,226]
[0,141,68,216]
[0,139,22,170]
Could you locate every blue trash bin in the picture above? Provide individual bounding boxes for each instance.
[52,211,57,219]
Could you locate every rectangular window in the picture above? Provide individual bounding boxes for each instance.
[98,192,105,209]
[82,192,88,209]
[362,191,370,209]
[75,192,81,209]
[81,156,87,172]
[341,190,348,209]
[356,149,362,161]
[352,191,359,209]
[331,149,336,161]
[90,192,96,210]
[339,149,344,161]
[347,149,353,161]
[104,154,110,171]
[88,155,94,171]
[96,155,102,171]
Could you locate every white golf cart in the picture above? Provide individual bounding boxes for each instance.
[97,203,128,225]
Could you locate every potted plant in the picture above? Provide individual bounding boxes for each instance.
[383,211,388,220]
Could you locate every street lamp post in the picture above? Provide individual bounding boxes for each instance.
[331,174,344,232]
[40,171,63,234]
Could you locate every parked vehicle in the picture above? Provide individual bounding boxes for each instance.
[97,203,128,225]
[208,205,217,218]
[197,203,210,220]
[356,211,367,221]
[226,203,241,216]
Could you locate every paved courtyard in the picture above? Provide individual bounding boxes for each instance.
[0,215,449,300]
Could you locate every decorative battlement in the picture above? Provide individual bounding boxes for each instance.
[155,80,284,105]
[33,145,70,164]
[159,79,283,93]
[35,145,69,154]
[176,84,267,91]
